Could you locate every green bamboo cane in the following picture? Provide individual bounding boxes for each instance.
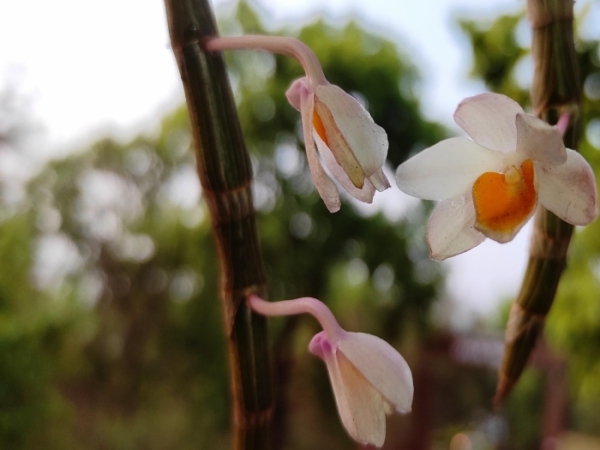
[163,1,274,447]
[495,0,581,405]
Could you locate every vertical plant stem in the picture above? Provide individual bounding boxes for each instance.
[495,0,581,404]
[163,1,274,448]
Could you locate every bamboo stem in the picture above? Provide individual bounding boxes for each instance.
[495,0,581,405]
[163,1,274,447]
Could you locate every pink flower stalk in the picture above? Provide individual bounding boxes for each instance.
[206,36,390,213]
[247,295,413,448]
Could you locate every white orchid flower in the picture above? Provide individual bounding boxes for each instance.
[247,295,413,448]
[308,330,413,447]
[206,36,390,213]
[286,77,390,212]
[395,93,598,261]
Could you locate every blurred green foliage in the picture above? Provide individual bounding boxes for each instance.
[459,13,529,106]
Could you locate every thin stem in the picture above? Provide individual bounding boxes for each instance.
[248,295,345,343]
[206,36,328,86]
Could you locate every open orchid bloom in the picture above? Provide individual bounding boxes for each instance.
[206,35,390,213]
[395,93,598,261]
[247,295,413,448]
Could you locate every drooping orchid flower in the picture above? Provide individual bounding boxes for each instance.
[395,93,598,260]
[247,295,413,448]
[206,36,390,213]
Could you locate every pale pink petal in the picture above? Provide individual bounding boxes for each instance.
[427,194,486,260]
[314,98,365,188]
[286,77,310,111]
[308,331,329,359]
[315,132,376,203]
[315,84,388,177]
[369,167,391,192]
[300,91,341,212]
[395,137,504,201]
[536,149,599,225]
[454,93,524,153]
[515,113,567,164]
[323,347,386,447]
[339,332,413,414]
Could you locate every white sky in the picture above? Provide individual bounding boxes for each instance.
[1,0,597,325]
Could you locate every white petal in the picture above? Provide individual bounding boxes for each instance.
[515,113,567,164]
[369,167,391,192]
[427,194,486,260]
[339,332,413,414]
[536,149,599,225]
[315,84,388,177]
[323,347,386,447]
[395,137,504,201]
[314,98,365,188]
[300,91,341,212]
[315,132,376,203]
[454,93,524,153]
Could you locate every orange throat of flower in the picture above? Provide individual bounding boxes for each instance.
[312,108,329,147]
[312,104,365,189]
[472,159,537,243]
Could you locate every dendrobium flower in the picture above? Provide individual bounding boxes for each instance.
[395,93,598,260]
[206,35,390,213]
[247,295,413,448]
[286,77,390,212]
[308,330,413,447]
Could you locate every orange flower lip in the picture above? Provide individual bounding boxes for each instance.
[312,108,329,146]
[472,159,537,242]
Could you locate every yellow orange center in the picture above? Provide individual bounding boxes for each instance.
[313,109,329,146]
[472,159,536,240]
[311,105,365,189]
